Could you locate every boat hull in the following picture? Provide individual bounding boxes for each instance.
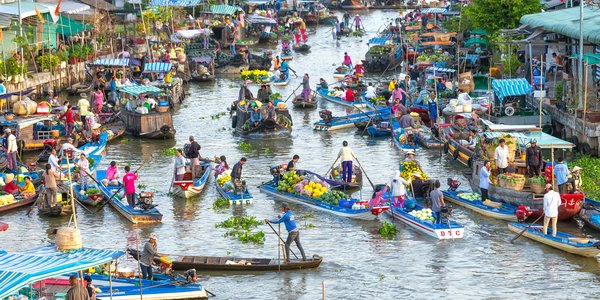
[508,223,600,257]
[0,194,37,213]
[121,109,176,140]
[316,87,371,108]
[386,205,465,239]
[215,176,253,203]
[442,190,518,221]
[172,162,213,199]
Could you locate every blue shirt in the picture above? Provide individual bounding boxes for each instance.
[250,111,262,123]
[280,61,289,71]
[110,80,117,93]
[0,84,6,95]
[270,210,298,232]
[479,166,491,189]
[554,163,569,185]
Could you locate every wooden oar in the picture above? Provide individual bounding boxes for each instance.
[510,213,544,243]
[354,156,375,190]
[325,156,340,177]
[284,84,303,103]
[265,222,299,259]
[94,162,146,213]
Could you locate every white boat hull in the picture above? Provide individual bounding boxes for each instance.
[387,209,465,239]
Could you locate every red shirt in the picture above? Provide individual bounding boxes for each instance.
[345,89,355,102]
[60,109,74,123]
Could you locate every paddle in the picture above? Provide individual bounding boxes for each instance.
[284,84,303,103]
[510,213,544,243]
[94,162,146,213]
[325,156,340,177]
[265,222,299,259]
[354,156,375,190]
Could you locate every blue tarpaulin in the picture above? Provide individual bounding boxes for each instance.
[143,62,173,73]
[492,78,533,103]
[368,37,389,45]
[120,85,164,97]
[89,58,130,67]
[425,66,455,73]
[421,8,447,14]
[149,0,202,6]
[0,245,124,299]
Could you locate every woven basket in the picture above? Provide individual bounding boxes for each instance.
[529,182,545,194]
[497,176,506,188]
[55,227,82,251]
[505,178,526,191]
[157,106,169,113]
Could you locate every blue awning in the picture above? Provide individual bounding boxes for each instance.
[203,5,242,15]
[421,8,447,14]
[149,0,202,6]
[120,85,164,97]
[425,66,455,73]
[491,78,533,103]
[0,245,124,299]
[481,131,574,149]
[89,58,130,67]
[246,15,277,26]
[368,37,389,45]
[143,62,173,73]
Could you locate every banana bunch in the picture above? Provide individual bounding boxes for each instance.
[400,161,428,181]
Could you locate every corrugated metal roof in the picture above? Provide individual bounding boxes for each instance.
[59,0,91,14]
[520,6,600,44]
[89,58,130,67]
[491,78,533,103]
[143,62,172,73]
[204,5,242,15]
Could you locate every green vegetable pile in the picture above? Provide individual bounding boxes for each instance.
[573,155,600,200]
[314,190,348,206]
[213,197,230,210]
[216,216,265,245]
[457,192,481,201]
[526,175,546,185]
[163,148,178,156]
[85,188,101,195]
[378,221,397,239]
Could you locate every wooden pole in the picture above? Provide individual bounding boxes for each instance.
[539,54,543,128]
[278,223,281,271]
[551,146,555,189]
[322,281,325,300]
[583,60,588,131]
[65,155,77,228]
[488,63,492,121]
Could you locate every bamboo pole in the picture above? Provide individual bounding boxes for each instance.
[65,155,78,228]
[539,54,543,128]
[583,60,588,131]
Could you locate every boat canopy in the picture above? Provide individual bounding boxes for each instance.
[120,85,163,97]
[425,66,455,73]
[480,131,574,149]
[464,37,489,47]
[143,62,173,73]
[89,58,130,67]
[203,5,242,15]
[0,245,124,299]
[149,0,202,6]
[246,15,277,26]
[368,37,390,45]
[491,78,533,104]
[421,7,448,14]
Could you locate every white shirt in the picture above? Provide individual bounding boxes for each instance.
[543,190,561,217]
[494,145,509,169]
[77,98,90,115]
[6,134,17,153]
[59,143,79,157]
[365,86,376,99]
[338,146,356,162]
[48,154,60,171]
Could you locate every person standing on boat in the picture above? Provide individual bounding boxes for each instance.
[280,60,292,79]
[123,165,138,207]
[140,233,161,280]
[4,129,17,170]
[187,136,202,178]
[526,139,543,177]
[343,52,352,69]
[66,275,89,300]
[77,95,91,127]
[494,138,509,174]
[287,154,300,171]
[48,148,61,173]
[102,161,120,186]
[44,164,60,207]
[93,88,104,114]
[543,184,561,237]
[430,180,445,223]
[59,104,75,137]
[391,170,410,208]
[75,153,90,191]
[174,149,186,181]
[231,157,247,193]
[332,18,340,40]
[301,74,311,102]
[353,14,362,31]
[343,12,351,28]
[354,61,366,78]
[265,203,307,262]
[568,166,583,193]
[554,157,569,194]
[480,160,492,202]
[391,85,408,106]
[337,141,356,183]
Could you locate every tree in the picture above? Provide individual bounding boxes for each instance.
[464,0,542,36]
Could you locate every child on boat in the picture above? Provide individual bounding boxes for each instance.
[390,171,410,208]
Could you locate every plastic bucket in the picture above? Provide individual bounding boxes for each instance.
[404,199,416,209]
[158,101,169,107]
[338,199,353,208]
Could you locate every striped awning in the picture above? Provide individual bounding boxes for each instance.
[425,66,455,73]
[0,245,124,299]
[89,58,130,67]
[491,78,533,103]
[143,62,173,73]
[119,85,164,97]
[149,0,202,6]
[421,8,447,14]
[481,132,574,149]
[204,5,242,15]
[368,37,389,45]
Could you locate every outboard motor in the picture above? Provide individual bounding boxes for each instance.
[137,192,157,210]
[440,205,453,223]
[184,269,198,283]
[319,110,333,123]
[515,205,529,223]
[447,177,461,191]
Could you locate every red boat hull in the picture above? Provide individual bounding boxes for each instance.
[528,194,584,221]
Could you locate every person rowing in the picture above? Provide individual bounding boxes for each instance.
[265,203,307,262]
[336,141,357,183]
[301,74,311,102]
[231,157,247,194]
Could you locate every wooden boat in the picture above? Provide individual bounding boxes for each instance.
[391,122,420,152]
[121,109,176,139]
[324,164,363,194]
[507,222,600,257]
[101,118,126,142]
[0,193,37,214]
[73,183,104,206]
[441,122,475,168]
[386,204,465,239]
[1,114,66,153]
[97,170,162,223]
[340,0,368,9]
[292,91,317,109]
[367,121,392,137]
[333,65,351,78]
[0,221,7,231]
[128,248,322,271]
[364,43,401,73]
[292,43,311,53]
[313,107,390,131]
[316,87,372,109]
[191,56,216,82]
[259,180,386,220]
[172,162,213,199]
[272,77,290,86]
[468,160,584,221]
[60,154,102,179]
[416,126,444,148]
[232,104,293,138]
[442,190,518,221]
[215,173,253,203]
[580,204,600,232]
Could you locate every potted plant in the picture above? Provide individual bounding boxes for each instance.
[36,53,60,72]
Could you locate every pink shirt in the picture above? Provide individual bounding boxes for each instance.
[94,92,104,105]
[106,165,118,181]
[122,172,138,195]
[343,55,352,65]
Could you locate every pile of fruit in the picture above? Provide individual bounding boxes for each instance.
[217,170,232,187]
[0,194,15,206]
[277,170,304,193]
[400,161,428,181]
[408,208,435,223]
[277,171,337,201]
[457,192,480,201]
[240,69,271,83]
[315,190,348,206]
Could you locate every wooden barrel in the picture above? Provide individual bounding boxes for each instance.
[55,227,83,251]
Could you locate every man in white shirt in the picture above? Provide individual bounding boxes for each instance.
[77,95,90,126]
[543,184,561,237]
[494,138,509,173]
[59,138,80,158]
[48,148,61,172]
[365,83,376,100]
[337,141,356,183]
[5,128,17,170]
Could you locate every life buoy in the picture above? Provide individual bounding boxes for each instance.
[452,148,459,160]
[504,106,515,116]
[160,125,171,134]
[443,142,449,154]
[581,142,592,155]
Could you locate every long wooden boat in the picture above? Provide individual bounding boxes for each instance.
[507,222,600,257]
[367,122,392,137]
[580,204,600,232]
[272,77,290,86]
[121,109,176,139]
[97,170,162,223]
[0,193,37,214]
[441,123,474,167]
[333,65,351,78]
[442,190,518,221]
[232,105,293,138]
[386,204,465,239]
[128,248,322,271]
[259,181,386,220]
[215,175,253,203]
[325,165,363,194]
[313,107,390,131]
[292,91,317,109]
[316,87,371,109]
[292,43,311,53]
[102,119,126,142]
[172,162,213,199]
[391,122,420,152]
[73,183,104,206]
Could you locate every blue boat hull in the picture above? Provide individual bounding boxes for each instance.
[316,87,372,108]
[313,107,390,131]
[386,204,465,239]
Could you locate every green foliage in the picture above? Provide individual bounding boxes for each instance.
[3,57,26,76]
[443,16,473,33]
[464,0,542,37]
[36,53,60,71]
[213,197,230,209]
[378,221,397,239]
[554,82,564,102]
[573,155,600,200]
[216,216,262,230]
[86,188,101,194]
[163,147,178,156]
[526,175,546,185]
[238,141,254,152]
[216,216,265,245]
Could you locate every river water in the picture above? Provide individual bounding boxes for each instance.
[2,10,600,300]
